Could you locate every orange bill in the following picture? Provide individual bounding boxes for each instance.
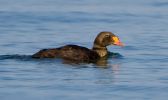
[112,36,124,46]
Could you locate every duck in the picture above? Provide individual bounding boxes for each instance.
[32,31,124,62]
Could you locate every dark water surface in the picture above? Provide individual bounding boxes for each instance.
[0,0,168,100]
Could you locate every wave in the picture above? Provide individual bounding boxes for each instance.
[0,52,123,62]
[108,52,123,58]
[0,54,32,61]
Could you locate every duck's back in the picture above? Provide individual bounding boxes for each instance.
[32,45,100,62]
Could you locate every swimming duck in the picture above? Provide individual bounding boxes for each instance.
[32,32,124,62]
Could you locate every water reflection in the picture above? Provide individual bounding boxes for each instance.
[0,54,32,61]
[96,59,121,76]
[62,52,123,68]
[0,53,122,69]
[0,53,122,70]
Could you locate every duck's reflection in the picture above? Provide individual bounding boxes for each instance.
[94,60,121,84]
[95,58,121,74]
[34,52,123,78]
[62,57,109,67]
[62,54,121,70]
[95,58,108,67]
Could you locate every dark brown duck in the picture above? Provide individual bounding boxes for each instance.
[32,32,124,62]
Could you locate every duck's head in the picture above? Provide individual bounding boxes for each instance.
[93,31,124,47]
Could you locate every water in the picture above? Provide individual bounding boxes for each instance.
[0,0,168,100]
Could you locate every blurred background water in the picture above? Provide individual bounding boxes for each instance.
[0,0,168,100]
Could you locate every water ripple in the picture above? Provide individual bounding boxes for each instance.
[0,54,31,61]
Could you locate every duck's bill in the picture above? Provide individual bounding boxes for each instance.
[112,36,124,47]
[114,41,124,46]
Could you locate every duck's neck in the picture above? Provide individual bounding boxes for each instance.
[92,44,108,57]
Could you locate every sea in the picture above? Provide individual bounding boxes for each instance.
[0,0,168,100]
